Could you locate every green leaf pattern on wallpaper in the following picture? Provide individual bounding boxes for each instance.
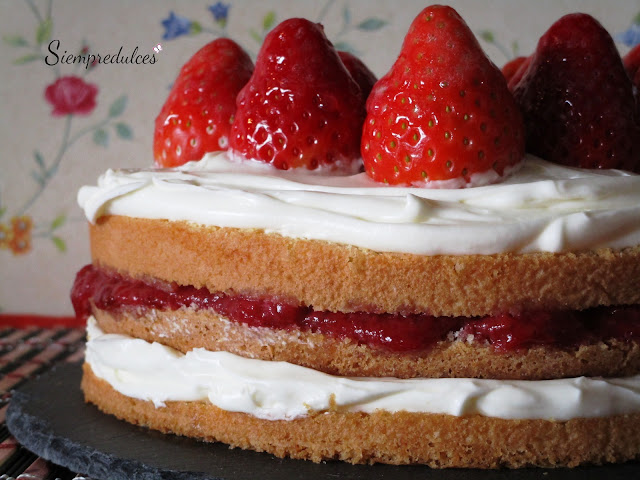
[2,0,133,257]
[159,1,388,57]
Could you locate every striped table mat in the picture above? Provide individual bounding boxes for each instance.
[0,325,94,480]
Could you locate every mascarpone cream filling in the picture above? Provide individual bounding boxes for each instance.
[77,153,640,255]
[85,317,640,421]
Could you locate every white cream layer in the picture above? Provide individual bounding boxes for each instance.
[77,153,640,255]
[85,317,640,421]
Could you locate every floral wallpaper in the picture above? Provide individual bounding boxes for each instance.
[1,0,639,317]
[159,1,388,58]
[1,2,135,260]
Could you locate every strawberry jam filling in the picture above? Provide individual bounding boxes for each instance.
[71,264,640,353]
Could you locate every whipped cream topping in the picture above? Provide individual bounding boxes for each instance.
[85,317,640,421]
[77,153,640,255]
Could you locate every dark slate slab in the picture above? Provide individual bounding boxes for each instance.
[6,362,640,480]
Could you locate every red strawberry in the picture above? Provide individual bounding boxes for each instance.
[623,44,640,87]
[154,38,253,167]
[362,6,524,186]
[229,18,365,171]
[511,14,640,172]
[506,56,531,90]
[338,51,377,100]
[501,56,529,84]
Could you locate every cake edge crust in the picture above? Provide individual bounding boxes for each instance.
[88,215,640,317]
[82,363,640,468]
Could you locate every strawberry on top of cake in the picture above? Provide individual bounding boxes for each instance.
[153,38,254,167]
[361,6,525,187]
[75,5,640,469]
[509,13,640,171]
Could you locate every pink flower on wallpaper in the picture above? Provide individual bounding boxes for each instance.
[44,76,98,116]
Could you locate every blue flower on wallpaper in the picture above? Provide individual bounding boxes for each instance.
[161,11,192,40]
[616,23,640,47]
[159,2,388,58]
[209,2,230,23]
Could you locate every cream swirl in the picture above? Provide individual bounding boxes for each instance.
[85,317,640,421]
[77,153,640,255]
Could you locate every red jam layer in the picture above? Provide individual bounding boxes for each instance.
[71,264,640,353]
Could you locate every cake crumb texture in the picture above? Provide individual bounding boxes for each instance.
[93,308,640,380]
[89,216,640,317]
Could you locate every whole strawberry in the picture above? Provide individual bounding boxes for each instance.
[511,14,640,172]
[154,38,253,167]
[338,51,377,100]
[229,18,365,171]
[362,5,524,186]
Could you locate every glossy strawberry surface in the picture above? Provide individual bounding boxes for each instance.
[229,18,365,171]
[338,51,377,101]
[362,5,524,186]
[154,38,253,167]
[511,14,640,172]
[501,56,529,84]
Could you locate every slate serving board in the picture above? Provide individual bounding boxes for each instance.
[6,362,640,480]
